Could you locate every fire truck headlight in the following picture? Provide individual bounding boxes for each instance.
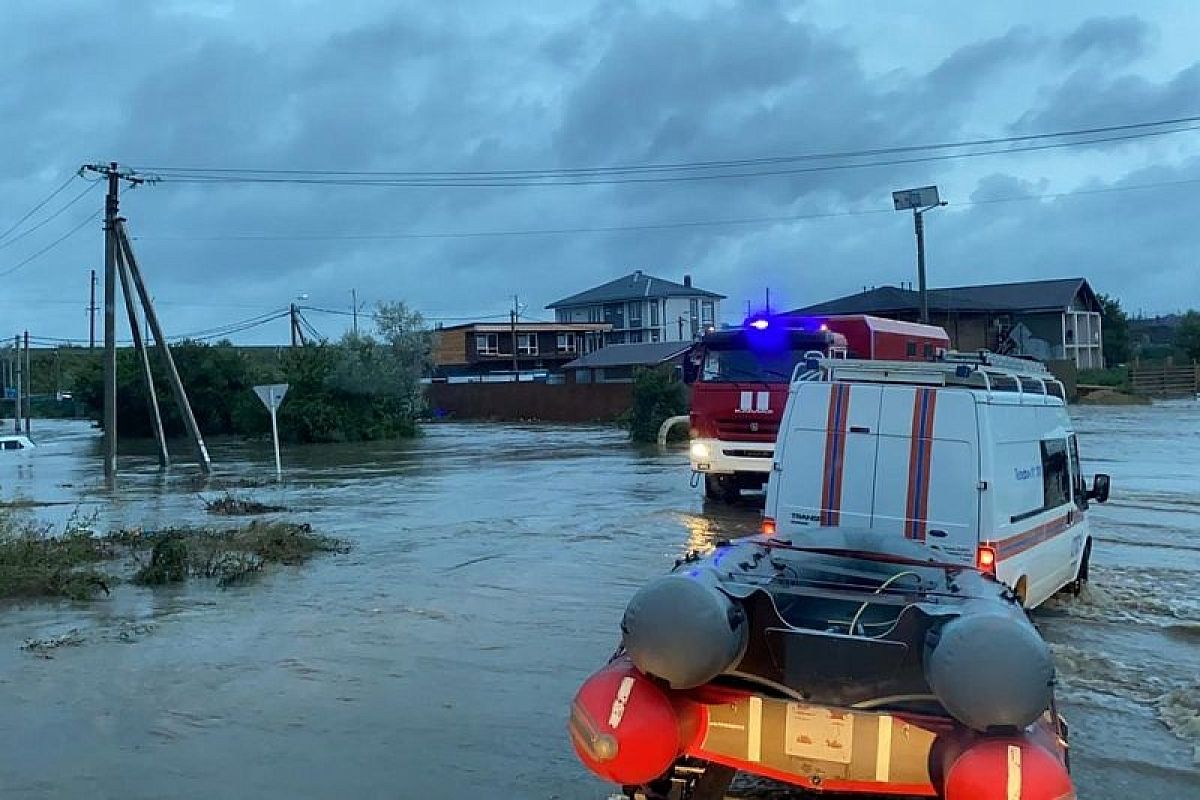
[690,441,710,460]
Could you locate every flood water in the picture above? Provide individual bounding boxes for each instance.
[0,402,1197,799]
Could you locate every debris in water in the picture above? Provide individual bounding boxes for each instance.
[21,629,86,658]
[202,491,288,516]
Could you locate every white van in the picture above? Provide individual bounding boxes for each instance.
[763,353,1110,609]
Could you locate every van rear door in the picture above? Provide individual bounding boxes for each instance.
[871,387,979,564]
[772,382,882,530]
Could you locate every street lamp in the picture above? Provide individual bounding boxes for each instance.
[892,185,948,324]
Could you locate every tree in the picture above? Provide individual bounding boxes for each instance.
[1176,310,1200,362]
[1097,293,1130,366]
[626,366,686,443]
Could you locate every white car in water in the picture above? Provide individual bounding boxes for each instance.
[0,434,35,451]
[764,351,1111,609]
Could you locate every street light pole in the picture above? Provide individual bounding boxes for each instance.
[892,185,947,325]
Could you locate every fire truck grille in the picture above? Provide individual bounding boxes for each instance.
[715,420,778,442]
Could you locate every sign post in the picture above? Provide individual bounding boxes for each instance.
[253,383,289,479]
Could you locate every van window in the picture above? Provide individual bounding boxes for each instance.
[1040,439,1070,511]
[1068,434,1087,510]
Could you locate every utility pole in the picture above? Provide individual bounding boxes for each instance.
[88,269,97,349]
[12,335,20,435]
[102,162,120,478]
[510,294,519,374]
[23,331,30,435]
[351,289,359,337]
[117,221,211,473]
[116,244,169,466]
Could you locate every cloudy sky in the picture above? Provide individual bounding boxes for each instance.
[1,0,1198,344]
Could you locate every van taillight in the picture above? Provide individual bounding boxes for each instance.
[761,517,777,536]
[976,545,997,574]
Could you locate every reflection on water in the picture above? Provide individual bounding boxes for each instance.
[0,402,1197,798]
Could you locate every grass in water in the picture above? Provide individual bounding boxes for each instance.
[202,491,288,516]
[1,507,346,600]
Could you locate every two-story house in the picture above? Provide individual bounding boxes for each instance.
[431,321,612,379]
[547,271,725,345]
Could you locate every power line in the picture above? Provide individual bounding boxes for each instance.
[0,181,102,252]
[0,209,102,279]
[134,173,1200,243]
[0,173,79,241]
[130,124,1200,190]
[133,113,1200,180]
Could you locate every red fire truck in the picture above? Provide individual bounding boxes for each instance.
[683,314,950,502]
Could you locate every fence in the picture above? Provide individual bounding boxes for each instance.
[427,382,635,422]
[1129,362,1200,397]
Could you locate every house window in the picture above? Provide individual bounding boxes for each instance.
[556,332,577,353]
[587,306,601,323]
[628,331,643,344]
[629,302,643,330]
[650,329,660,342]
[517,333,538,355]
[701,300,714,325]
[690,298,699,319]
[650,300,660,327]
[475,333,499,355]
[604,303,625,329]
[906,341,918,357]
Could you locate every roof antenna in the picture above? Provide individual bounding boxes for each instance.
[765,287,771,315]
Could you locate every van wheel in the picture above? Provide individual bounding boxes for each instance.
[1014,577,1029,610]
[1069,539,1092,596]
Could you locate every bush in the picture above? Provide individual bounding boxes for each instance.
[1077,366,1129,388]
[626,366,687,443]
[74,302,432,444]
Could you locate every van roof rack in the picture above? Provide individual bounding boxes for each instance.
[792,350,1067,403]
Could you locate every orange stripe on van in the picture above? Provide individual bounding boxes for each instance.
[819,384,851,526]
[904,388,937,541]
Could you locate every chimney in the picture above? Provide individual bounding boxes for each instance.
[634,269,643,281]
[683,274,692,288]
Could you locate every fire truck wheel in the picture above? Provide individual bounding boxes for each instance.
[704,475,739,503]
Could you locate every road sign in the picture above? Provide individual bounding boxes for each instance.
[254,383,289,411]
[252,384,289,478]
[892,185,941,211]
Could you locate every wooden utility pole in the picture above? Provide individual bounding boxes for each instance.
[22,331,30,435]
[117,221,211,473]
[351,289,359,337]
[102,163,119,479]
[116,245,169,466]
[88,269,97,349]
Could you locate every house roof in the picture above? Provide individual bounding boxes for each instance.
[547,270,724,308]
[563,341,691,369]
[436,321,611,333]
[792,278,1097,315]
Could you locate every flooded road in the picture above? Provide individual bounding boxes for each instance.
[0,402,1197,799]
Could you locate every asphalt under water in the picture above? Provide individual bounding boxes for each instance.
[0,402,1197,799]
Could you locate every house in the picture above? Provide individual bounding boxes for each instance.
[431,321,612,379]
[547,270,725,345]
[564,341,692,384]
[791,278,1105,368]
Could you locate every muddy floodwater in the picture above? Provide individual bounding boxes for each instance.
[1,402,1197,799]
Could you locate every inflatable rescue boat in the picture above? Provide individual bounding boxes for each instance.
[569,529,1074,799]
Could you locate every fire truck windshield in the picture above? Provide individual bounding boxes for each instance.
[700,348,810,383]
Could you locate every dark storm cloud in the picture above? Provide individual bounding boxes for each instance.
[0,2,1197,343]
[1060,15,1153,64]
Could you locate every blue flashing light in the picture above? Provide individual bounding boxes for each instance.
[750,318,770,331]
